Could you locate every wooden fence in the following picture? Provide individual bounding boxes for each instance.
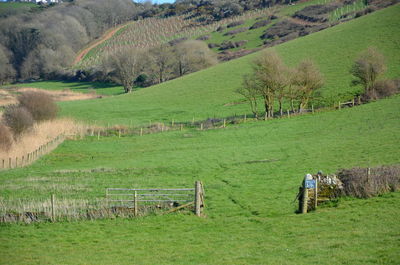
[0,134,65,171]
[106,181,205,216]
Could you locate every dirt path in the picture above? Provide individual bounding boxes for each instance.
[73,23,128,65]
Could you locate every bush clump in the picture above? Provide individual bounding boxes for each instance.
[250,19,270,30]
[224,27,248,36]
[337,165,400,198]
[227,20,244,28]
[0,123,13,151]
[17,91,58,122]
[2,106,34,136]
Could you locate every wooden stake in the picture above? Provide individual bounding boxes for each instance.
[15,157,18,168]
[172,119,174,127]
[180,124,183,131]
[287,110,290,118]
[195,181,202,217]
[338,101,341,110]
[140,128,143,136]
[118,130,121,138]
[2,159,4,169]
[97,131,100,140]
[314,179,318,209]
[51,194,56,222]
[244,114,247,122]
[311,104,314,114]
[9,157,11,168]
[301,186,308,214]
[200,123,203,130]
[134,191,138,217]
[223,119,226,128]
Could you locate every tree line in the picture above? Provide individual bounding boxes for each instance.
[238,47,398,119]
[237,50,323,120]
[81,40,217,93]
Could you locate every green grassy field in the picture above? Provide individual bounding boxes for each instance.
[1,93,399,264]
[58,5,400,126]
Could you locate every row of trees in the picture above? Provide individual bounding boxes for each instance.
[238,47,397,119]
[237,50,323,119]
[94,40,217,93]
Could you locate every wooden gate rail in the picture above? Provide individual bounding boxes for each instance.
[106,181,204,216]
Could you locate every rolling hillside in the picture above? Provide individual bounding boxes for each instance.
[59,4,400,126]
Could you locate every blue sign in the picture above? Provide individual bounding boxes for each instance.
[305,179,316,189]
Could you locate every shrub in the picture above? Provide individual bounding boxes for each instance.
[250,19,270,30]
[2,106,34,136]
[0,123,13,151]
[17,91,58,121]
[223,27,248,36]
[227,20,244,28]
[196,35,210,41]
[337,165,400,198]
[373,80,398,98]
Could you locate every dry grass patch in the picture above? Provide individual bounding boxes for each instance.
[0,87,101,107]
[0,118,87,161]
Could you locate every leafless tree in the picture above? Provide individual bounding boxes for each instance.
[149,44,176,84]
[253,50,288,119]
[293,59,324,112]
[236,74,260,118]
[174,40,217,76]
[106,48,144,93]
[350,47,386,100]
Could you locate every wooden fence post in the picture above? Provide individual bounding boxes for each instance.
[180,124,183,131]
[244,114,247,122]
[314,179,318,209]
[301,183,308,214]
[287,110,290,118]
[9,157,11,169]
[311,105,314,114]
[223,119,226,128]
[51,194,56,222]
[15,157,18,168]
[195,181,202,217]
[140,128,143,136]
[97,131,100,140]
[200,123,203,131]
[2,159,4,169]
[134,191,138,217]
[338,101,341,110]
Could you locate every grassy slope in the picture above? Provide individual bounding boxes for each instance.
[0,94,399,264]
[59,5,400,126]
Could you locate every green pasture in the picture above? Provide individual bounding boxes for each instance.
[0,94,399,264]
[58,5,400,126]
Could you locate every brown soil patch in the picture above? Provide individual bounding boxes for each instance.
[0,87,101,107]
[73,22,129,65]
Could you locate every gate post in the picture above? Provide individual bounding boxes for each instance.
[195,181,202,217]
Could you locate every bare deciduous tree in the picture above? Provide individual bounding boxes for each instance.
[236,74,260,118]
[293,59,324,112]
[106,48,143,93]
[350,47,386,100]
[174,40,217,76]
[149,44,176,84]
[253,50,288,119]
